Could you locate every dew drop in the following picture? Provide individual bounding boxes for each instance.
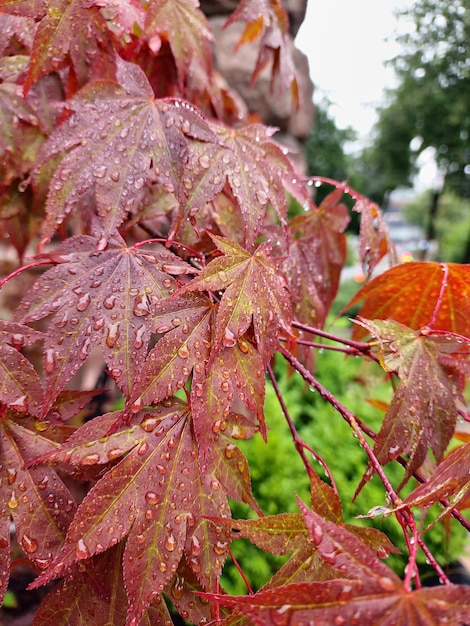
[378,576,396,592]
[224,444,236,459]
[107,448,124,461]
[171,576,185,599]
[93,165,107,178]
[177,345,189,359]
[7,469,17,485]
[222,328,237,348]
[165,534,176,552]
[76,293,90,311]
[82,453,100,465]
[8,492,18,509]
[137,442,149,456]
[198,154,210,169]
[105,323,120,348]
[214,541,228,555]
[21,534,38,554]
[190,535,202,556]
[140,417,159,432]
[311,523,323,546]
[76,538,89,559]
[145,491,159,505]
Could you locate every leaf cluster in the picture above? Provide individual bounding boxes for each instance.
[0,1,470,625]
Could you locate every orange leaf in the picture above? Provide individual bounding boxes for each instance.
[347,262,470,341]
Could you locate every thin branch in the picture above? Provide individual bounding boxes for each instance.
[280,336,363,355]
[278,343,453,587]
[292,320,372,354]
[228,548,253,595]
[0,259,53,290]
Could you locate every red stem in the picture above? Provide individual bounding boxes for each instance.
[307,176,368,203]
[132,237,205,265]
[0,259,53,290]
[292,320,372,354]
[228,548,253,595]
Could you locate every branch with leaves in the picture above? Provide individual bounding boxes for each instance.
[0,1,470,624]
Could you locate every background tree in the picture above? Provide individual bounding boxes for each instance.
[367,0,470,254]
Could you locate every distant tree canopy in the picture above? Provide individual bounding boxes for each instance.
[305,100,354,184]
[371,0,470,198]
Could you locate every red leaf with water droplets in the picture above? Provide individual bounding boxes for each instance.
[395,442,470,524]
[0,410,77,604]
[143,0,213,87]
[168,123,299,249]
[206,581,470,626]
[224,0,298,102]
[0,80,45,184]
[0,0,115,93]
[0,321,44,416]
[15,233,196,412]
[354,199,397,277]
[179,234,292,363]
[348,262,470,340]
[130,292,215,411]
[31,400,232,625]
[32,543,173,626]
[355,319,464,489]
[190,339,266,463]
[285,189,348,367]
[36,56,215,247]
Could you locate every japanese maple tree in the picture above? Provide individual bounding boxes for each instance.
[0,1,470,625]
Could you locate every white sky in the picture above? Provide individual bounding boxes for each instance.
[296,0,415,142]
[296,0,437,189]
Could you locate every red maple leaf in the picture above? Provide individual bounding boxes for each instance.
[15,233,196,412]
[178,234,292,364]
[35,56,215,247]
[0,0,115,93]
[30,399,236,624]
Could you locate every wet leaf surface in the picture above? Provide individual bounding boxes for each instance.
[179,234,292,364]
[15,233,196,412]
[31,399,236,625]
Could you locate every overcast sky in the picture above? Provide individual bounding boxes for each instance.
[296,0,415,141]
[296,0,437,189]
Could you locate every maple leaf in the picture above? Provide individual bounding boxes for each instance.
[347,262,470,340]
[206,581,470,626]
[0,409,77,605]
[36,56,215,247]
[393,442,470,526]
[130,292,215,411]
[356,319,464,487]
[0,0,116,93]
[0,320,44,416]
[32,542,177,626]
[353,199,397,277]
[93,0,145,45]
[284,189,349,367]
[0,13,35,55]
[143,0,213,87]
[224,0,298,102]
[190,339,266,460]
[211,473,397,598]
[178,234,292,364]
[0,81,45,184]
[15,233,196,412]
[31,400,232,625]
[168,123,297,249]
